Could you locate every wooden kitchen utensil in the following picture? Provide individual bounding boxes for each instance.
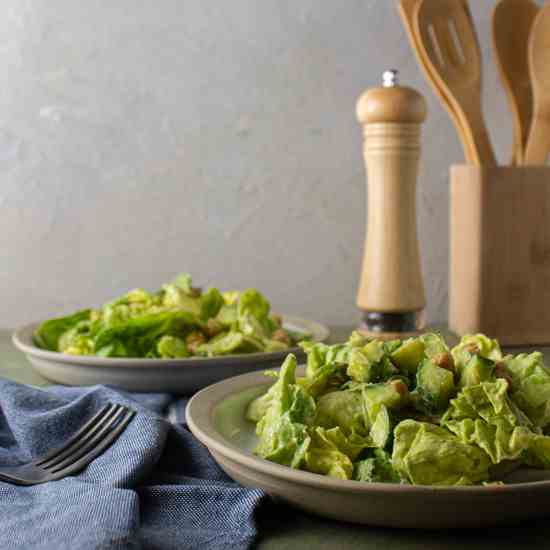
[356,70,427,339]
[493,0,539,165]
[525,3,550,165]
[399,0,478,163]
[415,0,496,166]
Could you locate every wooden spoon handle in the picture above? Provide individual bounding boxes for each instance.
[492,0,539,166]
[524,117,550,165]
[471,122,497,167]
[459,103,497,166]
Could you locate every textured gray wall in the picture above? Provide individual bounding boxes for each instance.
[0,1,531,329]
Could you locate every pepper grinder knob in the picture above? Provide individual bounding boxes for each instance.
[356,70,428,338]
[383,69,399,87]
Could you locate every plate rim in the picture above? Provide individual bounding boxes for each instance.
[12,316,330,368]
[186,366,550,496]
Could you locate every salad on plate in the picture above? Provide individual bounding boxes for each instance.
[247,331,550,486]
[34,274,307,358]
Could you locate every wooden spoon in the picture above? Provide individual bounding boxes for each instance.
[415,0,496,166]
[399,0,477,163]
[493,0,539,165]
[525,4,550,166]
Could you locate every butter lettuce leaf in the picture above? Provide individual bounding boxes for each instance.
[315,380,408,449]
[216,303,238,327]
[238,288,270,320]
[299,363,345,398]
[237,288,273,340]
[392,420,490,485]
[312,427,367,461]
[315,389,368,437]
[524,434,550,469]
[300,342,351,376]
[299,342,351,397]
[171,273,195,294]
[246,381,278,423]
[523,434,550,470]
[441,379,533,464]
[305,440,352,480]
[34,309,92,351]
[346,331,370,348]
[156,335,189,358]
[305,427,369,480]
[253,355,315,468]
[93,310,198,358]
[501,352,550,430]
[197,331,245,356]
[420,333,450,360]
[199,287,224,321]
[354,449,401,483]
[161,283,201,316]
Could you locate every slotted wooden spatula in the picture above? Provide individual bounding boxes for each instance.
[493,0,539,165]
[525,4,550,166]
[414,0,496,166]
[399,0,477,163]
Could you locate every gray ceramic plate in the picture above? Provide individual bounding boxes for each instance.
[12,316,329,393]
[186,366,550,529]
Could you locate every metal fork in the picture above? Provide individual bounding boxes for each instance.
[0,402,135,486]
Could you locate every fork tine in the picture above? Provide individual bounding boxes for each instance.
[50,409,135,478]
[35,403,115,466]
[49,407,134,474]
[39,404,123,470]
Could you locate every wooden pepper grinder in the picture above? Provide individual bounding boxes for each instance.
[356,70,427,339]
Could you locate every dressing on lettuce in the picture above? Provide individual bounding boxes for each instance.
[34,274,308,358]
[253,355,315,468]
[392,420,491,485]
[247,332,550,485]
[500,352,550,430]
[441,379,533,464]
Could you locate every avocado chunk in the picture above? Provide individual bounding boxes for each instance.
[416,358,456,411]
[363,380,409,418]
[459,355,495,388]
[391,338,425,374]
[346,340,385,383]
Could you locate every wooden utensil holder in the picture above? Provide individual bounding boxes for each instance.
[449,165,550,345]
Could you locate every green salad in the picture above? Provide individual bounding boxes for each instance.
[34,274,305,358]
[246,331,550,486]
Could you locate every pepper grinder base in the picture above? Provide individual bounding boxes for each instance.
[358,311,425,341]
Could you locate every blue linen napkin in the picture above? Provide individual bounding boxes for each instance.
[0,379,267,550]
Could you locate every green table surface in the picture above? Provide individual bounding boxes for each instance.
[3,327,550,548]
